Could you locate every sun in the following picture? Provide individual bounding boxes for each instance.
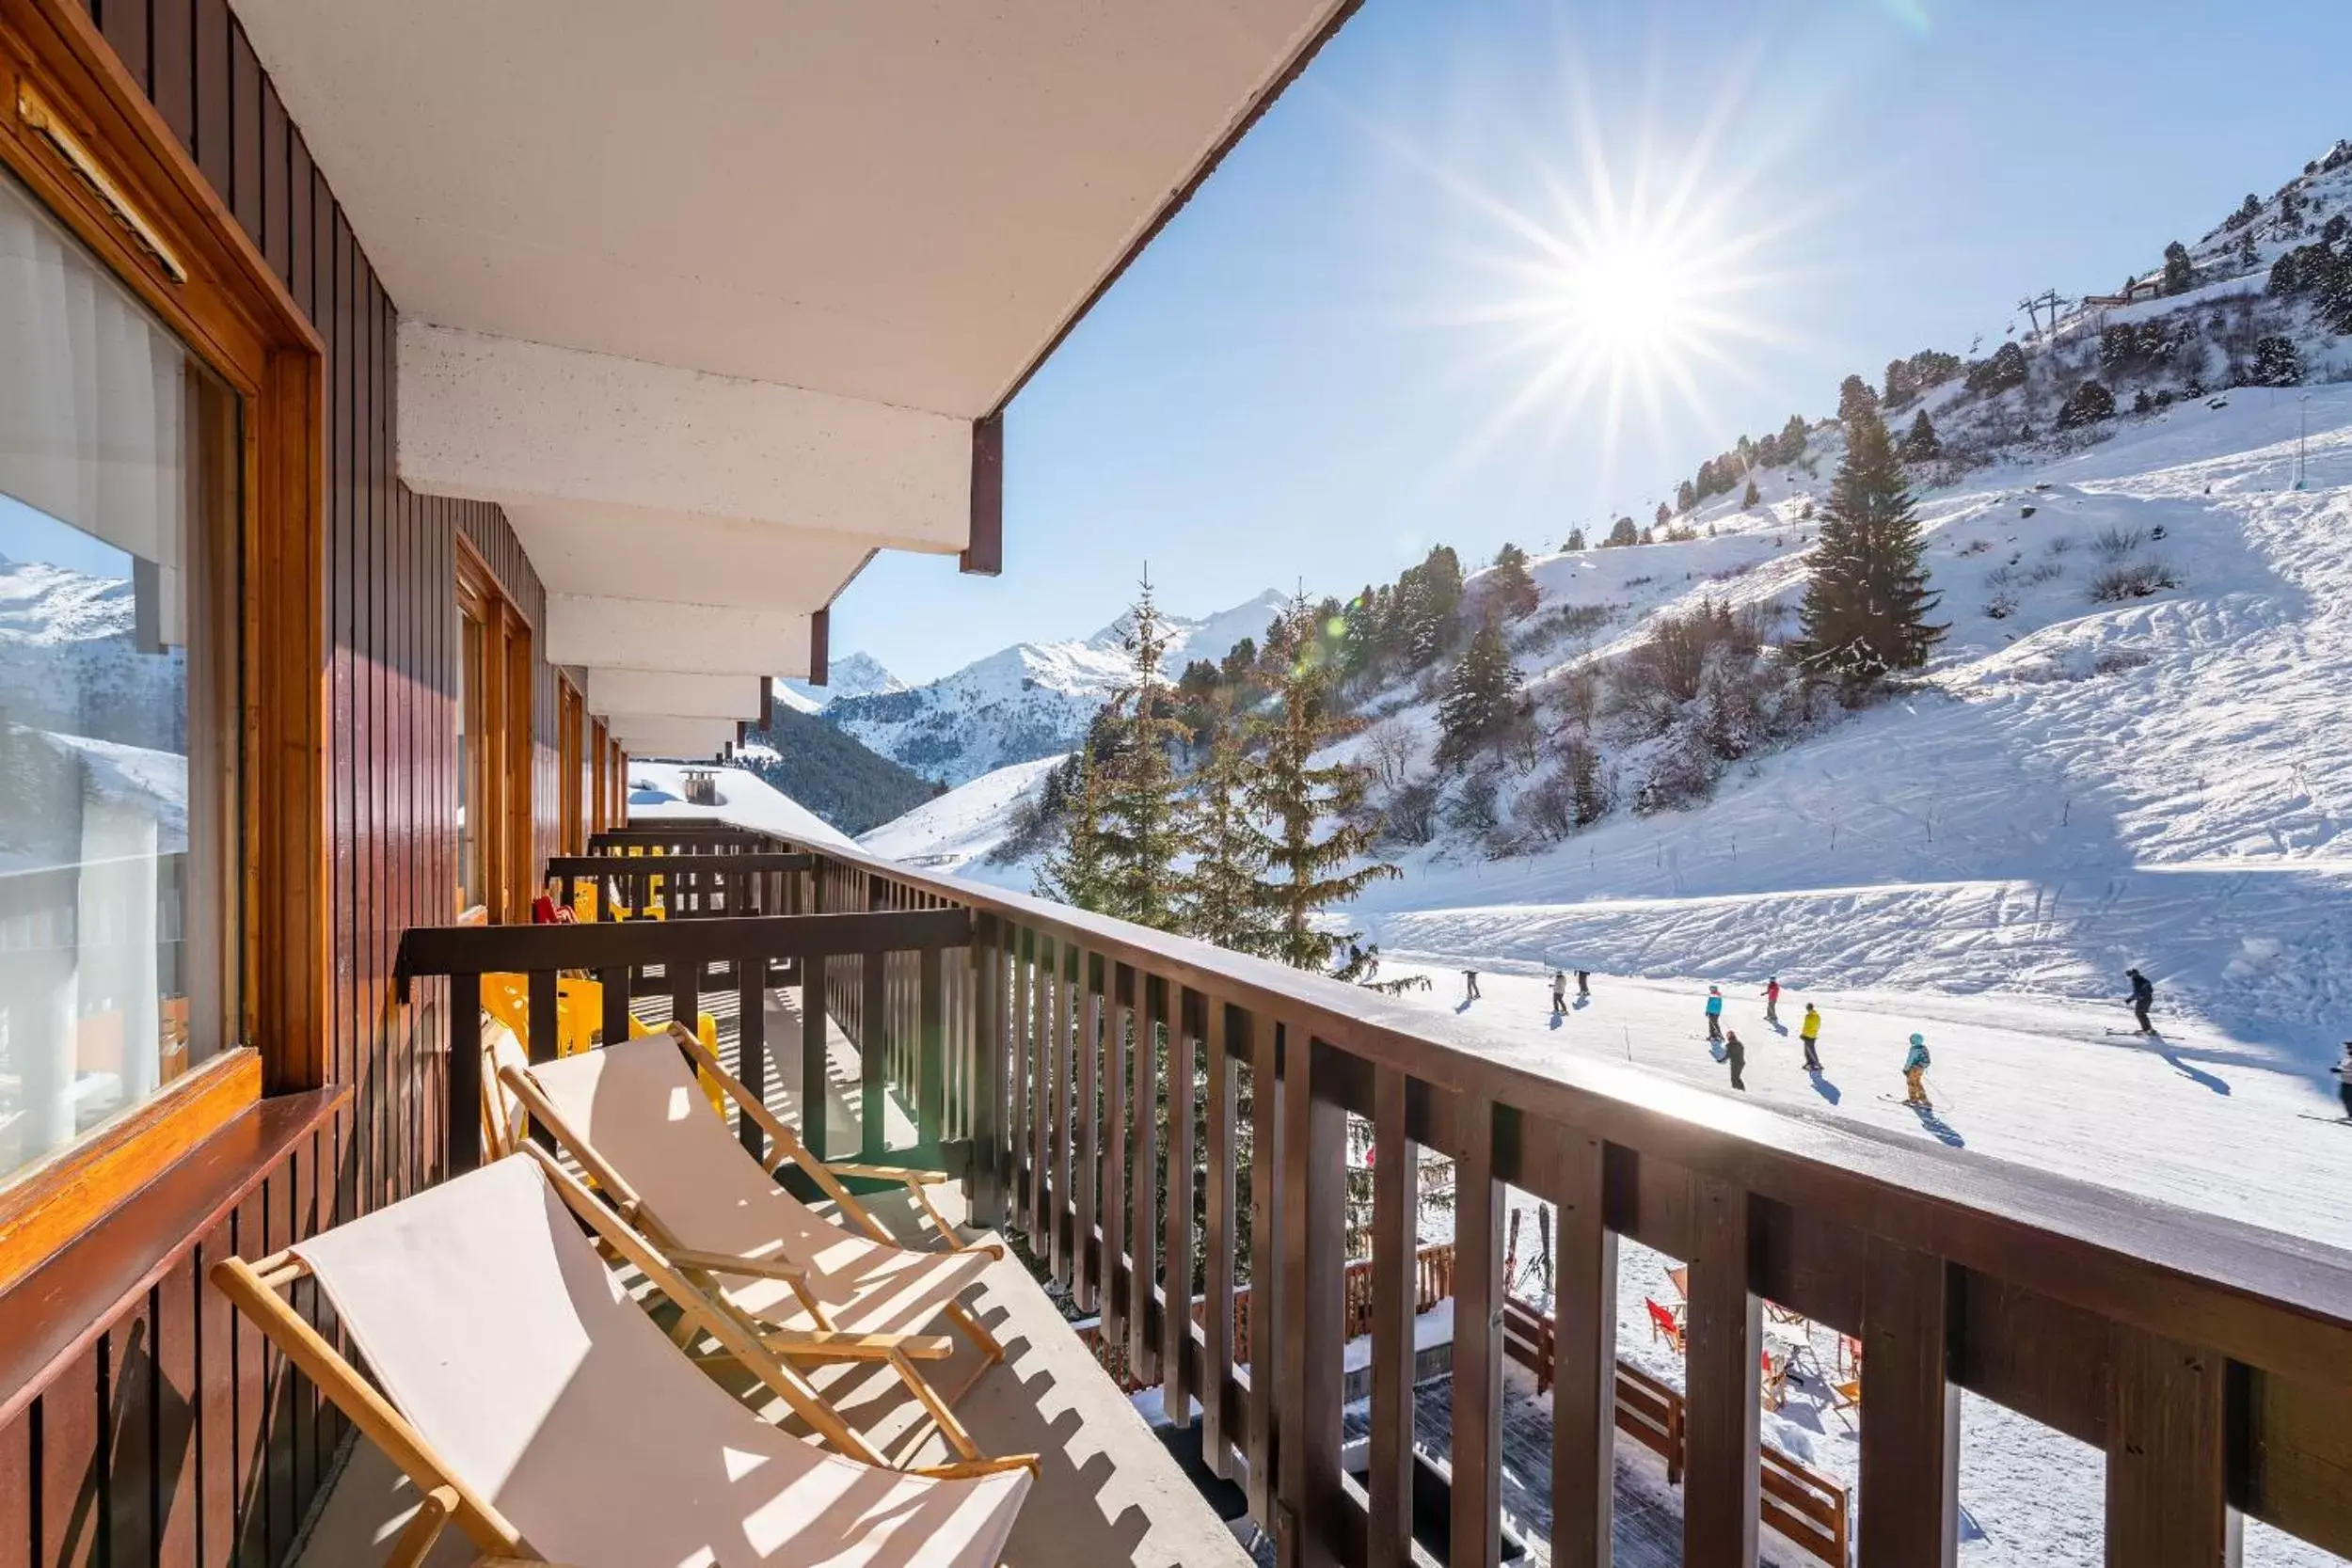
[1542,224,1712,374]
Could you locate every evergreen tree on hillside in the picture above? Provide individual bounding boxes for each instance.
[1883,356,1916,408]
[1436,616,1524,765]
[1780,414,1809,461]
[1565,526,1587,552]
[1489,543,1540,619]
[2252,335,2303,387]
[1092,576,1190,930]
[2162,240,2194,295]
[1837,373,1881,426]
[1901,409,1941,460]
[1604,515,1640,547]
[1741,478,1761,508]
[1249,594,1400,973]
[1676,480,1697,515]
[1793,409,1947,692]
[1175,724,1277,956]
[1655,501,1672,529]
[1035,745,1111,910]
[2056,380,2115,431]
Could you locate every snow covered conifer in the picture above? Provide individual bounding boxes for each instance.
[2252,335,2302,387]
[1901,408,1942,460]
[1092,575,1191,931]
[1489,542,1539,619]
[1741,478,1761,508]
[1248,593,1400,974]
[1837,373,1881,426]
[2056,380,2115,431]
[1175,725,1277,956]
[2162,240,2194,295]
[1793,408,1947,692]
[1436,615,1524,766]
[1035,745,1111,911]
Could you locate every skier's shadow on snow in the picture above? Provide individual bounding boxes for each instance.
[1769,1020,1789,1037]
[2157,1046,2231,1095]
[1807,1069,1841,1106]
[1572,996,1590,1011]
[1909,1102,1966,1148]
[1548,1013,1565,1031]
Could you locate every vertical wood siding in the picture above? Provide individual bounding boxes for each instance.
[0,3,563,1561]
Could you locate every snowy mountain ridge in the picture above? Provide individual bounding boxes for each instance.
[822,588,1285,785]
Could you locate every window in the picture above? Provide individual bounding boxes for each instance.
[0,165,242,1187]
[589,716,610,832]
[455,544,532,921]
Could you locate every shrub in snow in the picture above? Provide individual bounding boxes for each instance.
[2056,380,2116,431]
[2045,534,2074,557]
[2089,560,2182,602]
[1383,775,1440,846]
[1517,764,1581,843]
[2023,560,2066,585]
[1447,769,1502,835]
[2090,526,2145,561]
[1634,728,1716,816]
[1985,592,2019,621]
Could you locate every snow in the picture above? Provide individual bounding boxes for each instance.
[855,752,1063,889]
[825,589,1285,786]
[779,651,904,712]
[625,762,856,850]
[1340,1297,1454,1374]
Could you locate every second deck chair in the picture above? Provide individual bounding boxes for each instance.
[211,1149,1032,1568]
[501,1027,1007,1458]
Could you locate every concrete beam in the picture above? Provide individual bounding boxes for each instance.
[547,594,811,678]
[606,715,739,760]
[399,321,971,552]
[582,670,764,721]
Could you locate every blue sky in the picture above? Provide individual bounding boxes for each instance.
[882,2,2335,681]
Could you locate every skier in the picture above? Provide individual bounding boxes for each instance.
[1799,1004,1823,1072]
[1902,1033,1932,1107]
[1724,1029,1747,1091]
[2335,1043,2352,1122]
[1361,944,1381,980]
[1346,942,1364,973]
[1550,971,1568,1017]
[2125,968,2155,1036]
[1704,985,1724,1043]
[1576,968,1591,999]
[1760,975,1782,1025]
[1463,969,1481,1003]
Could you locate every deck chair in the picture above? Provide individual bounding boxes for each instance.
[210,1149,1034,1568]
[1645,1297,1685,1354]
[481,971,728,1116]
[501,1024,1006,1459]
[1760,1348,1793,1411]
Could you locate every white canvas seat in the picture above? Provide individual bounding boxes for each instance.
[215,1153,1031,1568]
[503,1028,1008,1458]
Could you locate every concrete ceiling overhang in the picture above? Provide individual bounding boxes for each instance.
[605,715,741,761]
[234,0,1360,734]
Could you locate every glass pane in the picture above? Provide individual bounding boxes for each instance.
[0,166,240,1184]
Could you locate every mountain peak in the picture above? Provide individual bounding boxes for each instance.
[780,650,903,709]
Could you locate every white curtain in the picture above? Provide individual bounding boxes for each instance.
[0,171,188,643]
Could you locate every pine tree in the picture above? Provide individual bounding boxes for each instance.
[1174,724,1278,956]
[1901,408,1941,459]
[1837,373,1881,426]
[1655,501,1672,529]
[1092,576,1191,931]
[1604,516,1640,547]
[1741,478,1761,508]
[1793,409,1947,692]
[2162,240,2194,295]
[1436,616,1523,766]
[1565,526,1587,551]
[1488,542,1539,619]
[1249,594,1400,973]
[1569,741,1607,826]
[1035,745,1111,909]
[1675,479,1697,514]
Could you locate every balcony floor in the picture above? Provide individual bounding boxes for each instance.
[293,977,1254,1567]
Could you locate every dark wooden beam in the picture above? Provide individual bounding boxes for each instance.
[961,412,1004,576]
[1367,1065,1416,1568]
[1452,1095,1504,1568]
[2106,1326,2233,1567]
[808,607,831,687]
[1550,1128,1617,1568]
[1859,1239,1960,1568]
[1684,1173,1760,1567]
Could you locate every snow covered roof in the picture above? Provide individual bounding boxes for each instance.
[624,762,856,850]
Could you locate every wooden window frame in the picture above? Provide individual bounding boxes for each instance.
[0,0,328,1285]
[455,536,535,922]
[588,716,610,832]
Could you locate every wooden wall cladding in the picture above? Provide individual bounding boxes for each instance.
[0,1,562,1560]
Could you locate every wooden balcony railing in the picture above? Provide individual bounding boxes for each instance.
[420,818,2352,1568]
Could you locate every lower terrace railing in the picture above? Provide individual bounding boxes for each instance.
[431,817,2352,1568]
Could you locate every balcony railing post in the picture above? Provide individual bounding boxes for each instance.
[1161,986,1199,1430]
[1127,973,1162,1384]
[1273,1026,1346,1568]
[1201,998,1238,1476]
[1075,949,1103,1312]
[448,972,482,1176]
[1368,1064,1418,1568]
[1549,1128,1617,1568]
[967,914,1004,1228]
[801,935,830,1165]
[1685,1173,1762,1567]
[1451,1094,1505,1568]
[1245,1002,1280,1520]
[1857,1239,1959,1568]
[2106,1326,2233,1568]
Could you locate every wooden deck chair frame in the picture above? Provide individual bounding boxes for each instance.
[209,1148,1033,1567]
[498,1040,1001,1463]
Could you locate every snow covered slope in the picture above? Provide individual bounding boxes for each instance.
[826,588,1284,785]
[1354,385,2352,1057]
[778,651,903,714]
[856,753,1064,890]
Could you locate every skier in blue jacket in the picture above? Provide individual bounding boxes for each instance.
[1902,1033,1932,1107]
[1704,985,1724,1043]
